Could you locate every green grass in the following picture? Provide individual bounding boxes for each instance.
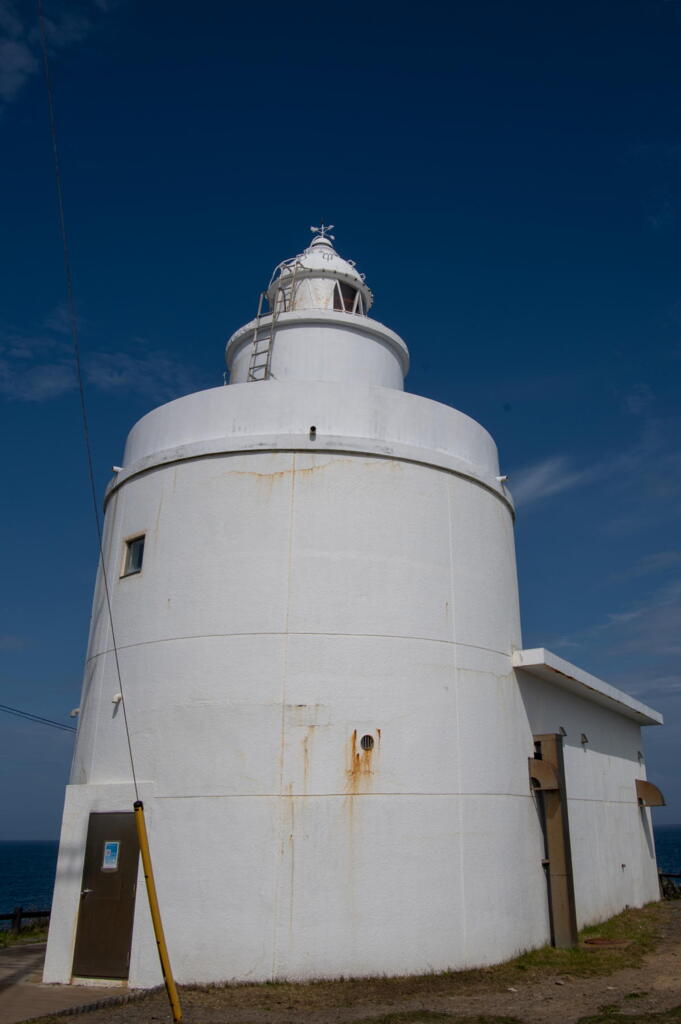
[577,1006,681,1023]
[507,902,663,980]
[347,1014,523,1024]
[18,902,675,1024]
[0,922,49,948]
[176,903,668,1017]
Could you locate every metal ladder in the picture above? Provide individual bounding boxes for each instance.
[246,263,301,382]
[247,292,277,381]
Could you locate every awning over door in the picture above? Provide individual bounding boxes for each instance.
[636,779,665,807]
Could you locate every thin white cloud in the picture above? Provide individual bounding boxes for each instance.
[627,675,681,700]
[646,198,679,233]
[0,38,37,102]
[0,0,113,108]
[0,318,211,404]
[624,382,655,416]
[86,347,208,403]
[606,609,645,626]
[602,425,681,537]
[43,303,74,336]
[31,11,94,49]
[0,2,22,36]
[0,634,24,652]
[510,416,681,522]
[516,427,681,708]
[611,550,681,582]
[509,455,599,506]
[2,362,77,401]
[613,583,681,659]
[545,635,581,650]
[0,328,74,400]
[551,579,681,664]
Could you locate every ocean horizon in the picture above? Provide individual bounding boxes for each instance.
[1,824,680,917]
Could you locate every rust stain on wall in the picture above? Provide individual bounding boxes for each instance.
[154,492,164,533]
[345,729,379,795]
[301,726,315,793]
[288,794,295,933]
[229,462,335,482]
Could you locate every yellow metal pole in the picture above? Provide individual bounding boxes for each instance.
[133,801,183,1022]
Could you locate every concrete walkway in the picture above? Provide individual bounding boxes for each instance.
[0,944,124,1024]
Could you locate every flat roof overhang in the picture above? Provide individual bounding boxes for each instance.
[512,648,663,726]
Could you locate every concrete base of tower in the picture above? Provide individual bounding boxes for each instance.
[45,784,553,988]
[44,658,660,990]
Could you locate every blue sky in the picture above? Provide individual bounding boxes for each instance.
[1,0,680,838]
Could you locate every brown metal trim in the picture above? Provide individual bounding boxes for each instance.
[531,734,578,949]
[636,779,665,807]
[528,757,560,791]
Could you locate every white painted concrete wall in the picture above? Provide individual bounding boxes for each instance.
[119,381,504,495]
[516,672,660,926]
[46,375,556,985]
[227,313,409,388]
[45,352,661,986]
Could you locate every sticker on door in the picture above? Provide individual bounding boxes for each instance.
[102,841,120,871]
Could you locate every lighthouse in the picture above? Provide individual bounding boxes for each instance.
[45,229,663,988]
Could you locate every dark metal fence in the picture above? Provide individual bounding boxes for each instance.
[659,872,681,899]
[0,907,51,933]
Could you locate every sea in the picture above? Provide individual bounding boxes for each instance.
[1,825,680,918]
[0,841,59,915]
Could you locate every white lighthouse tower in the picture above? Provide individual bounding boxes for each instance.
[45,229,662,988]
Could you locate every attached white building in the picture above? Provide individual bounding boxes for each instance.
[45,229,663,988]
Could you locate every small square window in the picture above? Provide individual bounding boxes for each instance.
[122,535,145,576]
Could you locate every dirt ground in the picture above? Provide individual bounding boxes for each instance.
[31,902,681,1024]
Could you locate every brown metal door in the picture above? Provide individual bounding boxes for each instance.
[72,812,139,978]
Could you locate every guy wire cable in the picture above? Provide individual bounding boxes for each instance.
[36,0,138,801]
[37,9,183,1017]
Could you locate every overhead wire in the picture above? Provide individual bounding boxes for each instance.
[36,0,139,801]
[0,703,76,733]
[36,17,183,1017]
[36,16,184,1019]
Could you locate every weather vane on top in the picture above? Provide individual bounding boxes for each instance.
[310,223,335,241]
